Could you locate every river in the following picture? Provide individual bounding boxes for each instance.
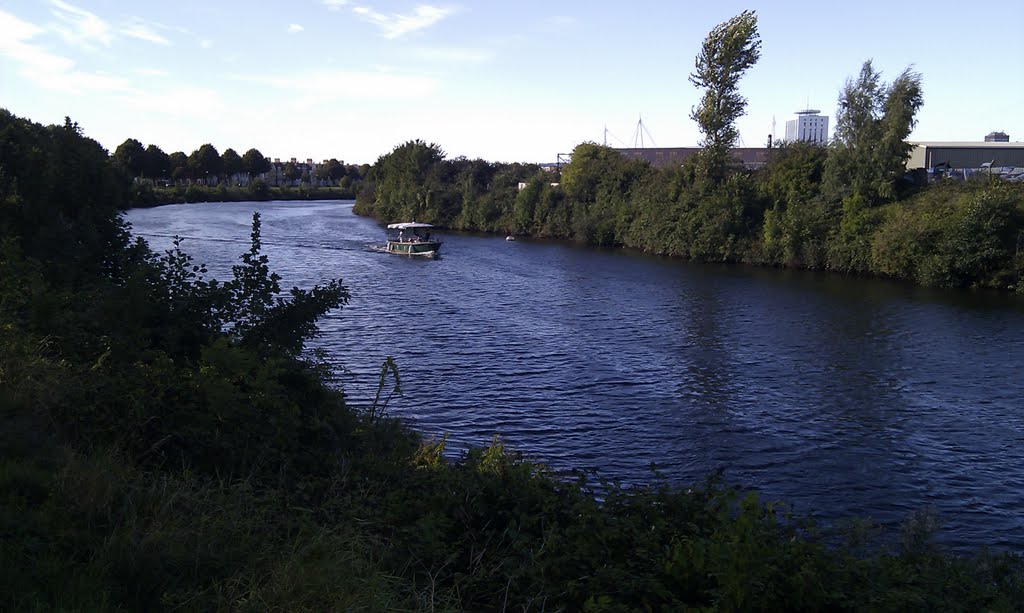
[124,199,1024,551]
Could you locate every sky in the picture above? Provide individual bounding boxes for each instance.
[1,1,1021,165]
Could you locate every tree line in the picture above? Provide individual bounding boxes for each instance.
[3,104,1023,611]
[356,12,1024,292]
[111,138,366,188]
[109,137,370,206]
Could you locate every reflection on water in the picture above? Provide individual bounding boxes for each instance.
[125,200,1024,551]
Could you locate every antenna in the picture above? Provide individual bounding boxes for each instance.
[602,125,627,147]
[631,114,657,148]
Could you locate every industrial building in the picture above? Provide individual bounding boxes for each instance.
[907,141,1024,170]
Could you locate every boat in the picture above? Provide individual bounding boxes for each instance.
[505,235,516,241]
[370,222,442,258]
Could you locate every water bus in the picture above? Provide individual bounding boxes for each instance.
[371,222,442,258]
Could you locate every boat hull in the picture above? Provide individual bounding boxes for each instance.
[384,240,442,257]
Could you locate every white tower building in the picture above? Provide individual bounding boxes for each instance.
[785,109,829,144]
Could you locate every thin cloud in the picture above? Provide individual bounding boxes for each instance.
[287,23,304,34]
[0,17,74,77]
[323,0,349,11]
[0,9,124,93]
[352,4,454,39]
[49,0,113,49]
[0,9,44,44]
[120,19,171,45]
[47,3,174,48]
[0,8,221,116]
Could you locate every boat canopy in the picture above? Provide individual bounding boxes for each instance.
[387,222,434,230]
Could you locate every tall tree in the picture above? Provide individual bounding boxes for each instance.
[0,112,125,279]
[823,60,924,206]
[169,151,189,183]
[144,144,171,180]
[283,161,301,183]
[112,138,147,178]
[315,158,344,184]
[189,144,221,184]
[242,148,272,179]
[221,148,244,183]
[689,10,762,186]
[364,140,447,221]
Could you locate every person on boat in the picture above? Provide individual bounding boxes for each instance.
[398,229,405,242]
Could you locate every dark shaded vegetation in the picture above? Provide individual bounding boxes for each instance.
[4,109,1024,610]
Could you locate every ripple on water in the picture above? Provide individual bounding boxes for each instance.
[125,201,1024,553]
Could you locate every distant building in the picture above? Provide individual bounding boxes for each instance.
[907,141,1024,170]
[784,109,829,145]
[985,131,1010,142]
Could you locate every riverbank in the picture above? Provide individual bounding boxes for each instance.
[126,181,355,208]
[354,141,1024,293]
[4,108,1024,610]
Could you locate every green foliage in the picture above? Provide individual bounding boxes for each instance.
[356,141,547,234]
[241,147,272,179]
[823,61,924,206]
[220,147,244,179]
[560,143,649,245]
[248,177,270,200]
[689,10,762,186]
[353,129,1023,291]
[188,143,221,184]
[169,150,189,181]
[0,110,129,284]
[144,144,171,179]
[827,194,884,274]
[3,107,1024,611]
[358,139,447,222]
[112,137,147,178]
[871,182,1024,288]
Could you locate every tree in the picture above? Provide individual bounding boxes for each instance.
[221,148,244,183]
[822,60,923,206]
[144,144,171,180]
[689,10,762,186]
[112,138,147,178]
[360,140,447,221]
[283,161,301,183]
[242,148,272,179]
[169,151,189,183]
[0,111,126,281]
[315,158,344,184]
[188,144,221,184]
